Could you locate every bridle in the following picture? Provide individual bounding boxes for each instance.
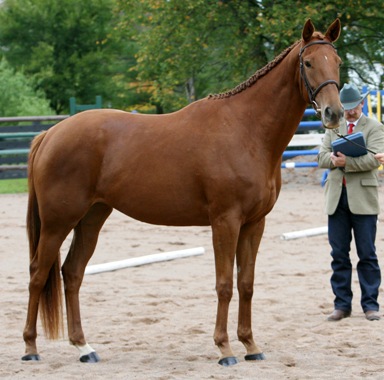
[299,40,339,117]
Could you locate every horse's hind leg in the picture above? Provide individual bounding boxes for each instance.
[61,203,112,363]
[23,227,71,361]
[236,218,266,361]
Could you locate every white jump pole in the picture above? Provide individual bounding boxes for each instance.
[85,246,205,275]
[280,226,328,240]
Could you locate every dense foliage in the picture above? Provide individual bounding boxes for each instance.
[0,0,135,114]
[0,59,53,116]
[0,0,382,114]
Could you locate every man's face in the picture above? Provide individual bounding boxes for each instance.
[344,102,363,122]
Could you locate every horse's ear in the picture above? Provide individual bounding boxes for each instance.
[302,19,315,42]
[325,18,341,42]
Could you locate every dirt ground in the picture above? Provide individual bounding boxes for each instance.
[2,167,384,379]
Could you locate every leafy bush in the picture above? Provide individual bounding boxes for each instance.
[0,59,54,116]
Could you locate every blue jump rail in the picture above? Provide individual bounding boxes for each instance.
[282,150,319,168]
[282,108,320,168]
[283,150,319,159]
[299,109,323,130]
[281,162,318,168]
[304,109,316,116]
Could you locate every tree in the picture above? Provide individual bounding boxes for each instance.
[258,0,384,86]
[118,0,265,112]
[0,59,53,116]
[1,0,382,114]
[118,0,384,112]
[0,0,137,114]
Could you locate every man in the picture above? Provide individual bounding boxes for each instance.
[318,83,384,321]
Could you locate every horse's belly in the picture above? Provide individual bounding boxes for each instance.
[113,199,211,227]
[104,181,211,227]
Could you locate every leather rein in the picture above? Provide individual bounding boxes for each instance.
[299,40,339,116]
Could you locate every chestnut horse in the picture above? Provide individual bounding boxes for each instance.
[22,19,343,366]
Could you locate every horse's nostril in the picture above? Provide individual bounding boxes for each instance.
[324,106,332,119]
[324,106,343,123]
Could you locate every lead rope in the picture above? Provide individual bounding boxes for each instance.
[332,129,376,154]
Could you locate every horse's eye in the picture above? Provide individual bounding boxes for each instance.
[305,61,311,68]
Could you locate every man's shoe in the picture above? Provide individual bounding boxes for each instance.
[327,309,351,321]
[365,310,381,321]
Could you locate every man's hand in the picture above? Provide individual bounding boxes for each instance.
[330,152,346,167]
[374,153,384,164]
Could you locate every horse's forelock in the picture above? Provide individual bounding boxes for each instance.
[312,31,326,41]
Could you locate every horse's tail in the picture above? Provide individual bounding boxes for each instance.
[27,131,63,339]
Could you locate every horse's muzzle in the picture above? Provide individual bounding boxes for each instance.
[322,105,344,129]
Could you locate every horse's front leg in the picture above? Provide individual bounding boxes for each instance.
[211,215,241,366]
[236,218,266,361]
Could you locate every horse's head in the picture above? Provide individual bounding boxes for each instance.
[300,18,344,129]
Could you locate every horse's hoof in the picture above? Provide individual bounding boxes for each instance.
[218,356,239,366]
[245,352,266,361]
[21,354,41,361]
[80,351,100,363]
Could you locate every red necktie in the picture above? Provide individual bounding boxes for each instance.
[343,123,354,186]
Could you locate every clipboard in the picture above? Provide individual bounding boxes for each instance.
[331,131,367,157]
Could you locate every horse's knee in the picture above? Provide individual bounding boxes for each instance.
[216,282,233,302]
[238,281,254,301]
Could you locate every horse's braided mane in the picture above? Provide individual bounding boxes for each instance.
[208,39,302,100]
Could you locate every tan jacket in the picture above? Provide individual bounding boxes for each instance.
[317,115,384,215]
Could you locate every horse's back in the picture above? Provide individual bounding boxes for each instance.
[32,108,215,225]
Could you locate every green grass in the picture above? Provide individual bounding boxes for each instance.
[0,178,28,194]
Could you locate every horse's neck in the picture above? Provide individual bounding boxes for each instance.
[232,48,307,155]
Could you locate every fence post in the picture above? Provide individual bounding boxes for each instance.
[69,96,102,115]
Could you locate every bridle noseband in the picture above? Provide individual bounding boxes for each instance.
[299,40,339,116]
